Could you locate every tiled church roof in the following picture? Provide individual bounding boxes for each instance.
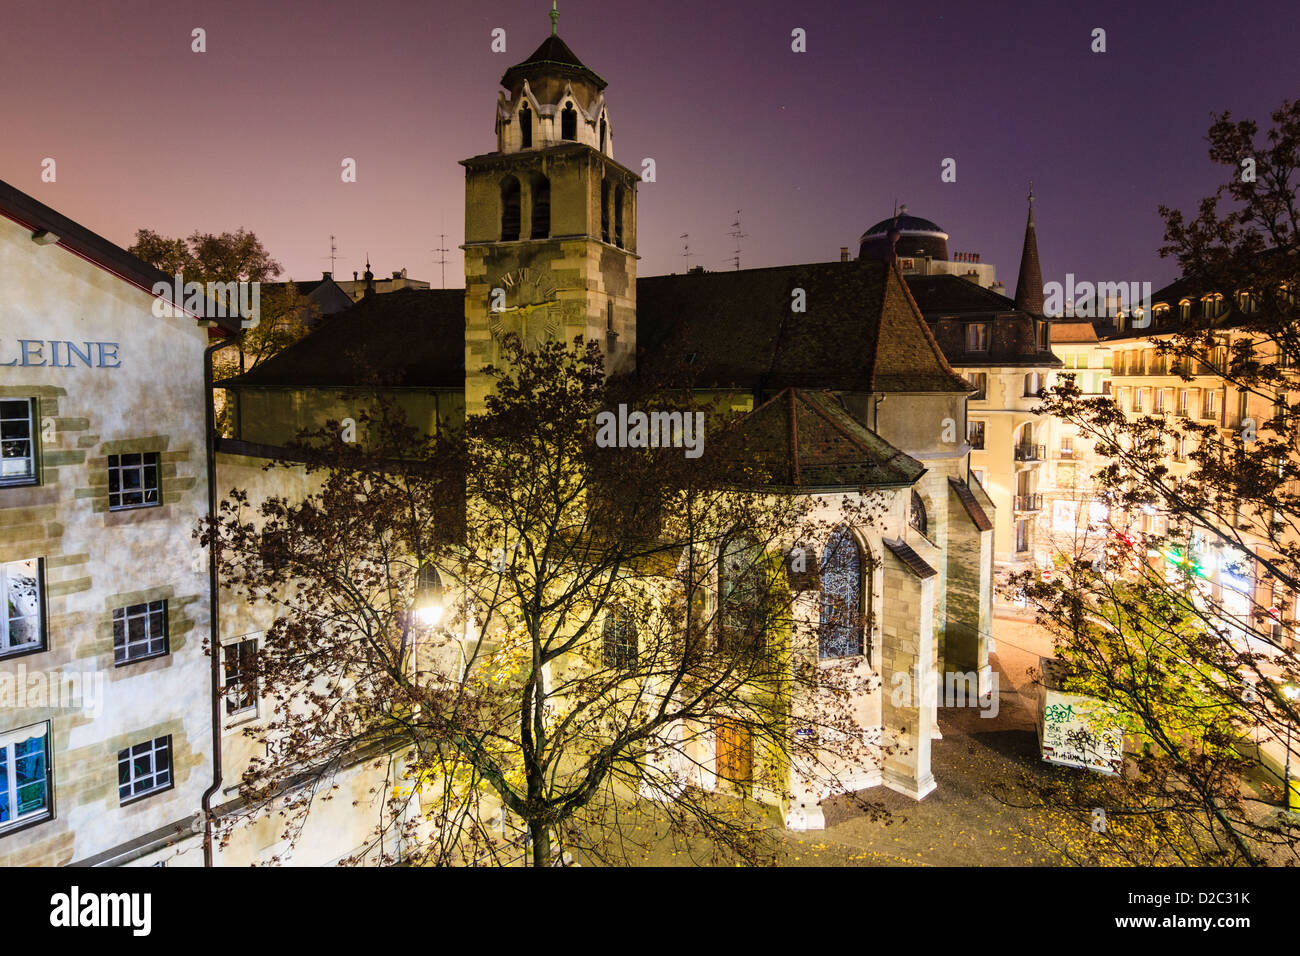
[636,258,971,393]
[219,288,464,388]
[728,388,926,489]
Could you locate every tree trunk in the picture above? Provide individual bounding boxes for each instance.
[529,820,550,867]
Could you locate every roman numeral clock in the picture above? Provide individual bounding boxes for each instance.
[489,267,562,362]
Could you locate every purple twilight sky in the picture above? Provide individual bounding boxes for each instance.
[2,0,1297,293]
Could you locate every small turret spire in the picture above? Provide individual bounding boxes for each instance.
[549,0,559,35]
[1014,184,1044,314]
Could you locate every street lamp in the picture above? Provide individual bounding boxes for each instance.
[1284,682,1300,813]
[414,563,444,627]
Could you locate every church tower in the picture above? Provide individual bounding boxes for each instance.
[462,6,640,412]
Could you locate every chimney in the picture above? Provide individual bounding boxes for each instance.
[840,247,850,262]
[322,271,332,280]
[353,271,359,281]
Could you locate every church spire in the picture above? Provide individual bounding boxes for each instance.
[1014,182,1044,314]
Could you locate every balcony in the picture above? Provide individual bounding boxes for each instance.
[1014,494,1043,512]
[1014,443,1046,462]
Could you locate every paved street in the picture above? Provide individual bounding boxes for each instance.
[778,615,1096,866]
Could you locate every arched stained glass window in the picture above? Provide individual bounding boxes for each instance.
[819,526,863,659]
[910,490,927,538]
[719,534,765,655]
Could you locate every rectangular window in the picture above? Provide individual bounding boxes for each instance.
[972,469,985,486]
[1154,388,1167,413]
[0,723,52,833]
[967,420,986,450]
[117,736,172,802]
[1058,462,1077,488]
[1133,388,1145,413]
[1178,389,1190,416]
[108,453,161,510]
[0,399,37,486]
[2,559,43,657]
[1204,390,1221,420]
[601,612,638,671]
[112,600,168,664]
[1015,519,1030,553]
[224,639,258,716]
[965,323,989,352]
[1060,435,1074,457]
[966,373,987,400]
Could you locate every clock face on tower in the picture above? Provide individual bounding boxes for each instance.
[488,266,561,359]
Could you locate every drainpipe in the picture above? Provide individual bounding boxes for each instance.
[201,335,233,866]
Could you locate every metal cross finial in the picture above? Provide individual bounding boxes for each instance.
[550,0,559,35]
[1029,180,1034,204]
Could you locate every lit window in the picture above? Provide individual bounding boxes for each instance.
[107,453,160,510]
[117,736,172,803]
[967,420,986,450]
[1,559,43,657]
[0,723,51,832]
[113,600,168,664]
[965,323,989,352]
[966,373,987,400]
[0,399,37,486]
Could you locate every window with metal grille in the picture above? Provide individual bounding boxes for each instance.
[601,610,637,670]
[113,600,168,664]
[0,399,36,486]
[107,452,160,510]
[117,736,172,802]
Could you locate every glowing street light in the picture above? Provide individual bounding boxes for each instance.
[414,563,444,628]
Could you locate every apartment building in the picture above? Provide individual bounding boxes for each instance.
[0,179,237,865]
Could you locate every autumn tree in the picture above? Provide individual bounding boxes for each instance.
[204,337,888,866]
[1008,100,1300,865]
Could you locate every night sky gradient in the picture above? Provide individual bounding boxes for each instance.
[3,0,1297,292]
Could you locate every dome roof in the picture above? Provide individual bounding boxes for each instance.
[862,214,946,237]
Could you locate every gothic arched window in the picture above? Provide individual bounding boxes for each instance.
[600,115,607,152]
[500,176,521,242]
[819,526,864,659]
[529,173,550,239]
[561,102,577,140]
[909,490,927,538]
[614,184,625,248]
[719,534,765,656]
[519,102,532,149]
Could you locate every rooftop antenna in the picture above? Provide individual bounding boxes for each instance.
[321,235,343,277]
[727,210,748,270]
[549,0,559,35]
[433,234,451,289]
[679,233,696,268]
